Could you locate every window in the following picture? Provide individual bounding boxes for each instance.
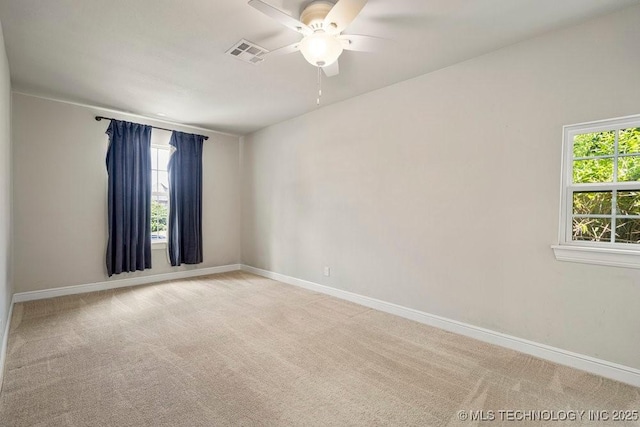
[553,114,640,268]
[151,144,171,242]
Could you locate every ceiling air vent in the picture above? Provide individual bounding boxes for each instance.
[226,39,268,64]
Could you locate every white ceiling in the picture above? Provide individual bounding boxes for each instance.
[0,0,638,135]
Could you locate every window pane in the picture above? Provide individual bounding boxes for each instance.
[151,170,159,192]
[617,191,640,215]
[618,128,640,155]
[151,148,158,170]
[572,191,612,215]
[618,156,640,181]
[158,171,169,193]
[151,197,169,240]
[572,158,613,183]
[573,131,615,157]
[616,218,640,244]
[572,218,611,242]
[158,149,170,171]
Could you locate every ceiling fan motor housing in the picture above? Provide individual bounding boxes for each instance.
[300,1,334,30]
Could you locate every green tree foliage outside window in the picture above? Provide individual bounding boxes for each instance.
[151,200,168,239]
[572,128,640,243]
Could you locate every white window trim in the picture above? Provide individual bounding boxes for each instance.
[552,114,640,268]
[152,241,167,250]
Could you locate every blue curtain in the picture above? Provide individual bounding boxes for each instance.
[105,120,152,276]
[168,131,205,266]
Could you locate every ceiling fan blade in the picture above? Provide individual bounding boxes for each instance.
[264,42,300,57]
[338,34,379,52]
[248,0,312,35]
[322,60,339,77]
[323,0,367,34]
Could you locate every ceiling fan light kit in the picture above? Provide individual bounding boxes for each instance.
[299,31,343,67]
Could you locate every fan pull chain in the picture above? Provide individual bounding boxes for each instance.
[317,66,322,106]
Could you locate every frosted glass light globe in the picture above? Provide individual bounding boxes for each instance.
[299,31,343,67]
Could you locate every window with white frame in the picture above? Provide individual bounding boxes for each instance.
[151,144,171,242]
[554,115,640,267]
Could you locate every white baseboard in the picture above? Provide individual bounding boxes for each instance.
[241,264,640,388]
[12,264,241,303]
[0,299,14,392]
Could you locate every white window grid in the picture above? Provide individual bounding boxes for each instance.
[560,114,640,249]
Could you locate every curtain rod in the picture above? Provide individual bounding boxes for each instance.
[95,116,209,140]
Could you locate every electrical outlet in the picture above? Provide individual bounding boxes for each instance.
[323,266,330,277]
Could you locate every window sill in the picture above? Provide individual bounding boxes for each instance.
[551,244,640,269]
[152,241,167,250]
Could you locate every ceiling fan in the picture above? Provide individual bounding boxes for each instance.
[248,0,376,77]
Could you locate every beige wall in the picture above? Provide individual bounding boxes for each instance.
[241,6,640,369]
[0,21,11,338]
[12,93,241,292]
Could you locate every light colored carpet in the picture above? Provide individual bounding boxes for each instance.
[0,271,638,426]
